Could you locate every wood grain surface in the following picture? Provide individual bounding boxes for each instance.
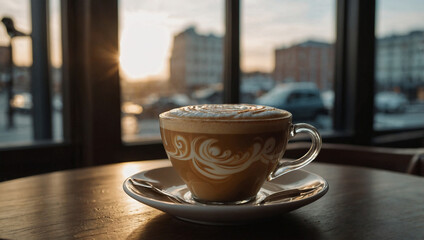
[1,160,423,240]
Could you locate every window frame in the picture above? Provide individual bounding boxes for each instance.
[334,0,376,145]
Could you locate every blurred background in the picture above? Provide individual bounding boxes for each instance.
[1,0,423,144]
[0,0,423,179]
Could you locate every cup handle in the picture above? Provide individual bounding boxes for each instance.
[268,123,322,181]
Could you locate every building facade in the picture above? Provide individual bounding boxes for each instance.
[169,27,223,92]
[274,40,334,90]
[375,30,424,98]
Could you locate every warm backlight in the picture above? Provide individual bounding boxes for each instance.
[119,11,170,81]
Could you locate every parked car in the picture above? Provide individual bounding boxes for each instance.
[321,90,334,113]
[256,82,327,121]
[375,91,408,113]
[10,92,32,114]
[142,94,194,118]
[10,93,64,114]
[192,85,223,104]
[121,101,143,117]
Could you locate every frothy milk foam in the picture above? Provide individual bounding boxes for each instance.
[160,104,291,134]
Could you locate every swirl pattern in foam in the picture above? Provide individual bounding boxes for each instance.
[164,135,278,180]
[163,104,289,120]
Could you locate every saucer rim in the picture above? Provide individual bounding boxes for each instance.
[123,166,329,210]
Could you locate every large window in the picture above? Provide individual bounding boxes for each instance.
[0,0,63,146]
[374,0,424,130]
[241,0,335,133]
[0,0,33,144]
[119,0,224,142]
[119,0,337,142]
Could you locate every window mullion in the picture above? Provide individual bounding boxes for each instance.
[334,0,376,145]
[223,0,240,104]
[31,0,53,140]
[61,0,121,166]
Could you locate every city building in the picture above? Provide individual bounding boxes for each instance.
[169,26,223,93]
[375,30,424,99]
[274,40,334,90]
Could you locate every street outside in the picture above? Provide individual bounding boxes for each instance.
[0,92,62,144]
[1,91,424,145]
[375,103,424,129]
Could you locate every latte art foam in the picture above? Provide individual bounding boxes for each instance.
[160,104,291,134]
[164,104,289,120]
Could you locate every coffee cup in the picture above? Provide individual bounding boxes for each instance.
[159,104,322,204]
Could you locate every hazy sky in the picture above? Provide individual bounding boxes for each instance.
[0,0,32,66]
[0,0,423,80]
[0,0,61,67]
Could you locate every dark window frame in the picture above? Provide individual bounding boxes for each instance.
[1,0,423,181]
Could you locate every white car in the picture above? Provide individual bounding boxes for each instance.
[375,92,408,113]
[256,82,327,121]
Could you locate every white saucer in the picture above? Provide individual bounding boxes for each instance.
[123,167,328,225]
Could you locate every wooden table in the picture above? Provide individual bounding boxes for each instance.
[1,160,423,239]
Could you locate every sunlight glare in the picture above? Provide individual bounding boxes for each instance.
[120,11,170,81]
